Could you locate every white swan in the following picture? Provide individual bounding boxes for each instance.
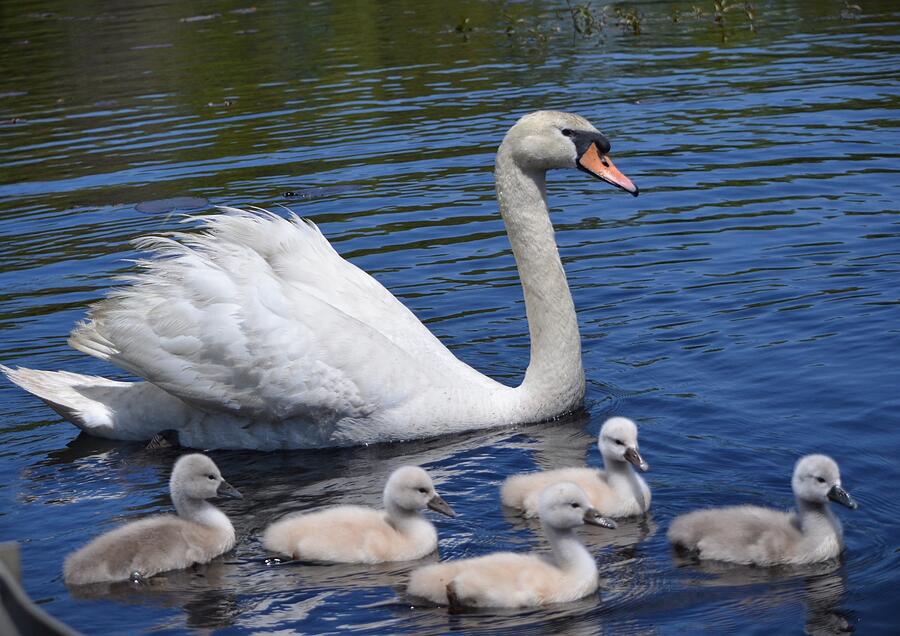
[407,481,616,608]
[667,454,857,566]
[63,453,241,584]
[501,416,650,518]
[262,465,455,564]
[1,111,638,450]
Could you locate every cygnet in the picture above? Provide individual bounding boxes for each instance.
[262,465,455,564]
[64,453,241,584]
[667,454,857,565]
[502,416,650,518]
[407,482,616,609]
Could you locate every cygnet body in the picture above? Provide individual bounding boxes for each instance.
[501,417,650,518]
[667,454,857,566]
[262,465,455,564]
[407,482,616,609]
[64,453,241,585]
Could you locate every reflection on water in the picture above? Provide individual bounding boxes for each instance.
[1,0,898,633]
[670,556,853,634]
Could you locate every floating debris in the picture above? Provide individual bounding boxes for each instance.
[180,13,220,23]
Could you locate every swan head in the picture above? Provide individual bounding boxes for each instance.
[383,465,456,518]
[792,454,857,509]
[501,110,638,196]
[170,453,242,501]
[598,416,648,471]
[538,481,617,530]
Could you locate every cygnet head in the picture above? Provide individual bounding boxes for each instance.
[170,453,242,501]
[791,454,857,509]
[383,466,455,518]
[598,416,648,472]
[538,482,617,530]
[501,110,638,196]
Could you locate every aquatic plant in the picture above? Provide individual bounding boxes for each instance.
[613,6,643,35]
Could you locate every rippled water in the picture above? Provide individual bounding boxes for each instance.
[1,0,898,633]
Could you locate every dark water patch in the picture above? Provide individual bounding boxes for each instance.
[133,196,209,214]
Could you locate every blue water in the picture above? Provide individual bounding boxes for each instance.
[1,0,898,633]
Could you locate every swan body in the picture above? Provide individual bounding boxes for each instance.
[2,111,638,450]
[501,416,650,518]
[63,454,241,585]
[667,454,857,566]
[262,465,455,564]
[407,482,615,609]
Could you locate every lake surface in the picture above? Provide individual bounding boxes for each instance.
[1,0,898,633]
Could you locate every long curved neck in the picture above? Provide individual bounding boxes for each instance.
[495,146,584,415]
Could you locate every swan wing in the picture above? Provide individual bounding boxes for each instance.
[68,209,461,421]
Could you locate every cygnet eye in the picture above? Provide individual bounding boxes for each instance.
[418,487,428,494]
[570,503,580,509]
[615,439,625,446]
[207,474,216,480]
[816,477,826,484]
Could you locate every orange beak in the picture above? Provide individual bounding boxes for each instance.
[577,142,639,197]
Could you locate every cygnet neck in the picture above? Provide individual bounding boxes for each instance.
[384,499,425,531]
[602,452,647,509]
[495,144,585,418]
[542,523,595,574]
[172,491,227,529]
[796,497,841,539]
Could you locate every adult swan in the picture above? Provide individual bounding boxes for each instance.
[3,111,638,450]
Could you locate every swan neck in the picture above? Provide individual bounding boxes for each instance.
[385,501,423,532]
[543,525,594,572]
[797,499,841,537]
[495,145,584,413]
[604,457,647,506]
[172,493,223,527]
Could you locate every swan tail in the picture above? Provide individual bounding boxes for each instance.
[1,365,182,441]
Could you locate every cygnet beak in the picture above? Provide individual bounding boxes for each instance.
[427,493,456,518]
[827,484,857,509]
[576,142,639,197]
[624,446,649,472]
[583,507,617,529]
[217,480,243,500]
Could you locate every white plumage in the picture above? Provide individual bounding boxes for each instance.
[2,111,638,449]
[63,453,241,585]
[262,465,455,564]
[407,482,616,608]
[501,416,651,518]
[667,454,857,566]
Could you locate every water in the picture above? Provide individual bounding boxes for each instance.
[1,0,898,633]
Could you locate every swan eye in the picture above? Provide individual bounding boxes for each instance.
[561,128,575,138]
[207,474,215,480]
[615,439,625,446]
[570,503,580,509]
[816,477,826,484]
[418,488,428,494]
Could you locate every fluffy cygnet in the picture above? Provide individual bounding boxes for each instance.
[262,465,455,564]
[407,482,616,609]
[667,454,857,566]
[64,453,241,585]
[501,416,650,518]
